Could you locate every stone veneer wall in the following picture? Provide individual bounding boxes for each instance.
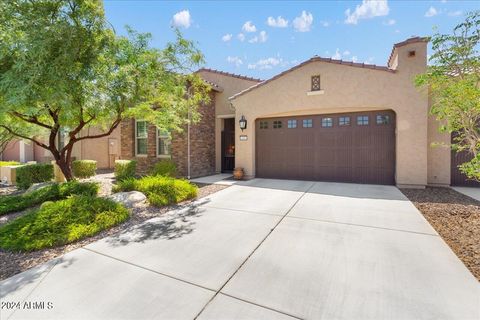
[120,94,216,178]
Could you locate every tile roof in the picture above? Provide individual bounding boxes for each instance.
[196,68,263,83]
[229,56,395,101]
[387,36,429,67]
[203,79,224,92]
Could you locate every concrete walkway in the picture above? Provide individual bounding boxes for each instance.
[453,186,480,202]
[1,179,478,319]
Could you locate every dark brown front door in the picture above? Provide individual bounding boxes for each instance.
[451,134,480,187]
[255,110,396,185]
[221,118,235,172]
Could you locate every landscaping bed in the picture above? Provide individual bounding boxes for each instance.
[0,182,229,280]
[401,187,480,281]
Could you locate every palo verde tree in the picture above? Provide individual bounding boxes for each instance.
[0,0,210,180]
[416,11,480,181]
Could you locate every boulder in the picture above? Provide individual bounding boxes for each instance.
[25,182,55,194]
[107,191,146,208]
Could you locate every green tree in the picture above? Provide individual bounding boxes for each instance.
[0,0,210,180]
[416,11,480,181]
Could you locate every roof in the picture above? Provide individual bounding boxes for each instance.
[387,36,429,67]
[196,68,263,83]
[203,79,224,92]
[229,56,395,101]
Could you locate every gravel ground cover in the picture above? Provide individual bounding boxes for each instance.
[401,187,480,281]
[0,175,228,280]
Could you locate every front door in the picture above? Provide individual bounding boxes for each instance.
[221,118,235,172]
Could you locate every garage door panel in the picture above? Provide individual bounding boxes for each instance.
[256,111,395,185]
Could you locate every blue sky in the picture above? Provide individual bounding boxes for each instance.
[104,0,479,79]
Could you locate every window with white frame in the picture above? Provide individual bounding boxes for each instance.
[157,128,171,157]
[135,120,148,155]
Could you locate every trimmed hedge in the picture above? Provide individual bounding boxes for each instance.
[0,195,129,251]
[149,159,177,177]
[0,181,98,216]
[0,161,20,167]
[113,176,197,207]
[16,163,54,189]
[72,160,97,178]
[115,160,136,181]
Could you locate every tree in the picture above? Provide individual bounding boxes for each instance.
[0,0,210,180]
[416,11,480,181]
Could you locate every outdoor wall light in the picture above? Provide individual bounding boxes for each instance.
[239,115,247,131]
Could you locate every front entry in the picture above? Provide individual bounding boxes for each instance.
[221,118,235,172]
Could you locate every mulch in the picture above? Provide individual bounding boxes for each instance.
[0,180,229,281]
[400,187,480,281]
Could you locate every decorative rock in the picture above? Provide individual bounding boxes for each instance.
[107,191,146,208]
[25,182,55,194]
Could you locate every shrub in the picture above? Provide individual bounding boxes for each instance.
[0,196,129,251]
[149,160,177,177]
[0,181,98,215]
[16,163,54,189]
[0,161,20,167]
[114,176,197,206]
[72,160,97,178]
[115,160,136,181]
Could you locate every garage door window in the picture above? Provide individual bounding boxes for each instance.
[273,120,282,129]
[287,119,297,128]
[303,119,313,128]
[376,115,390,125]
[321,118,333,128]
[357,116,369,126]
[260,121,268,129]
[339,116,350,126]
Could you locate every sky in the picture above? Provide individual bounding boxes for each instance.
[104,0,479,79]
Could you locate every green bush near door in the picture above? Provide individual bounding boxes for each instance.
[16,163,54,189]
[114,160,137,181]
[72,160,97,178]
[149,159,177,177]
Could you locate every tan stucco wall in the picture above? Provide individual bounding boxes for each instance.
[197,70,260,172]
[427,114,451,185]
[1,140,34,162]
[231,41,437,187]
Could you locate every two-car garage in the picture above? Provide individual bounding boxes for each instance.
[255,110,396,185]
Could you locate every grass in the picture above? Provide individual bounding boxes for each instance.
[0,181,99,216]
[0,196,129,251]
[113,176,197,206]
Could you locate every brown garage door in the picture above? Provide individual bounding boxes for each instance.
[256,110,396,185]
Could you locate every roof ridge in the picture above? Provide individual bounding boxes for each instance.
[196,68,263,82]
[388,36,429,67]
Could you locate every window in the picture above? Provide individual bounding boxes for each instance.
[376,115,390,125]
[357,116,369,126]
[287,119,297,128]
[259,121,268,129]
[339,116,350,126]
[311,75,321,91]
[157,129,171,157]
[321,117,333,128]
[135,120,148,155]
[303,119,313,128]
[273,120,282,129]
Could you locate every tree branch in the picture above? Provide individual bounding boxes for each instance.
[10,111,53,129]
[76,117,122,141]
[0,125,49,150]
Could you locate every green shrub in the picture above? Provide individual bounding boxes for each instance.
[0,181,98,216]
[72,160,97,178]
[0,161,20,167]
[115,160,136,181]
[0,196,129,251]
[16,163,54,189]
[114,176,197,206]
[149,159,177,177]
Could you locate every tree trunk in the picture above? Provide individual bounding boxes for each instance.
[56,157,74,181]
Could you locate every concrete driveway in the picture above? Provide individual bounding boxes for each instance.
[1,179,478,320]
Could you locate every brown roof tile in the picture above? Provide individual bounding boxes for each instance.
[387,36,429,67]
[196,68,263,83]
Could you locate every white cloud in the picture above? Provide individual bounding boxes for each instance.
[320,21,330,27]
[332,48,342,60]
[248,57,283,70]
[352,56,358,62]
[293,11,314,32]
[222,34,232,42]
[267,16,288,28]
[226,56,243,67]
[343,50,351,56]
[448,10,462,17]
[344,0,389,25]
[425,7,439,17]
[395,29,400,33]
[383,19,396,26]
[242,21,257,32]
[365,57,375,64]
[237,33,245,42]
[172,10,192,28]
[249,31,268,43]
